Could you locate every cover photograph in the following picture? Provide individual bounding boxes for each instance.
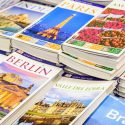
[0,52,62,125]
[13,77,113,125]
[14,0,103,51]
[66,0,125,57]
[0,1,52,37]
[84,95,125,125]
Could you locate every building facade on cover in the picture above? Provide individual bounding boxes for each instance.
[0,73,33,119]
[18,100,86,125]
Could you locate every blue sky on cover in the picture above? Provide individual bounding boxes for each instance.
[43,87,100,106]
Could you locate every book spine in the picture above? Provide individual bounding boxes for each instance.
[15,49,65,68]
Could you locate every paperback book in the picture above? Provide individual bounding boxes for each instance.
[0,52,62,125]
[12,0,103,63]
[13,77,114,125]
[63,0,125,58]
[114,90,125,99]
[84,95,125,125]
[114,72,125,98]
[0,1,52,52]
[59,52,125,80]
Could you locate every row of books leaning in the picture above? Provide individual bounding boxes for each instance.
[0,0,125,125]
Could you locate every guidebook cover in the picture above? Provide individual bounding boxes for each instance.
[67,0,125,57]
[84,95,125,125]
[0,1,49,36]
[0,52,61,123]
[13,77,113,125]
[14,0,103,51]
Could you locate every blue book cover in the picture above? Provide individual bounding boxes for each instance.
[84,95,125,125]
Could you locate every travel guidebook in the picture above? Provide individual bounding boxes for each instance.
[0,1,52,52]
[12,0,103,63]
[0,1,52,37]
[59,52,125,80]
[13,77,114,125]
[0,52,62,125]
[84,95,125,125]
[64,0,125,58]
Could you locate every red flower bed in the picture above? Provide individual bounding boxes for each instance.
[103,8,125,15]
[76,28,102,44]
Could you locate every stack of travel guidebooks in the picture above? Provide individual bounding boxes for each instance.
[60,0,125,80]
[114,72,125,98]
[0,1,53,52]
[0,0,125,125]
[11,0,104,63]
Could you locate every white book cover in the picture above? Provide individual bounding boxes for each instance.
[12,77,114,125]
[0,52,62,125]
[13,0,103,53]
[64,0,125,58]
